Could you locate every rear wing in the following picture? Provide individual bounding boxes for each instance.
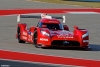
[6,8,99,23]
[17,14,66,23]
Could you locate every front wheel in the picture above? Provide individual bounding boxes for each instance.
[33,31,42,48]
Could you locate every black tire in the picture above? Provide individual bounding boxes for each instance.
[17,27,25,43]
[33,30,42,48]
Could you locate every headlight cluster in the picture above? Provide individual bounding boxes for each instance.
[41,31,50,36]
[82,32,89,38]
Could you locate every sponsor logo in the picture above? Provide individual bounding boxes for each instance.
[40,38,48,41]
[28,32,33,35]
[28,31,31,34]
[23,32,27,36]
[28,35,32,41]
[22,36,27,40]
[57,34,73,38]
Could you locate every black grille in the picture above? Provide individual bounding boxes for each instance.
[51,40,80,46]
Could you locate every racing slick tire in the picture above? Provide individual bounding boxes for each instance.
[17,27,25,43]
[33,30,42,48]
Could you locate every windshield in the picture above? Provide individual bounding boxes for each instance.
[42,23,64,30]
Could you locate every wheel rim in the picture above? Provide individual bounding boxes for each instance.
[17,27,20,41]
[34,32,42,48]
[34,33,37,45]
[18,33,20,41]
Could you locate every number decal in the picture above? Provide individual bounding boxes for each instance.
[28,35,32,41]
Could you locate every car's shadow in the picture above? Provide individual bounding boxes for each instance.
[44,44,100,51]
[25,43,100,51]
[89,44,100,51]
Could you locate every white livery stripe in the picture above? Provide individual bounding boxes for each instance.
[83,40,89,42]
[68,12,100,14]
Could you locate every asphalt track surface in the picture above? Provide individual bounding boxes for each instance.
[0,59,72,67]
[0,59,62,67]
[0,0,100,66]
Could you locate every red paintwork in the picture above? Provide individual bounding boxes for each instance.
[0,50,100,67]
[40,18,61,23]
[0,8,100,15]
[16,18,89,48]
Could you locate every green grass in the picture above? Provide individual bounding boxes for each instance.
[33,0,100,8]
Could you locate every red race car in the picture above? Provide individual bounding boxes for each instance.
[16,14,89,49]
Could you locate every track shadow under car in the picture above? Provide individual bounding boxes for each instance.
[89,44,100,51]
[43,44,100,51]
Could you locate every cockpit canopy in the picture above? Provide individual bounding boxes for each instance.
[37,22,64,30]
[37,18,64,30]
[42,23,63,30]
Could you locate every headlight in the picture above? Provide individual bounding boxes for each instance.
[82,32,89,38]
[41,31,50,36]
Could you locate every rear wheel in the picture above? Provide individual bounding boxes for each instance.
[17,27,25,43]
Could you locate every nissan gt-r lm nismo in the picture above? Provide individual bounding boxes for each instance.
[16,14,89,49]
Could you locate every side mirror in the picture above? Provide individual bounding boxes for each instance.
[42,25,47,28]
[63,25,69,31]
[74,26,79,30]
